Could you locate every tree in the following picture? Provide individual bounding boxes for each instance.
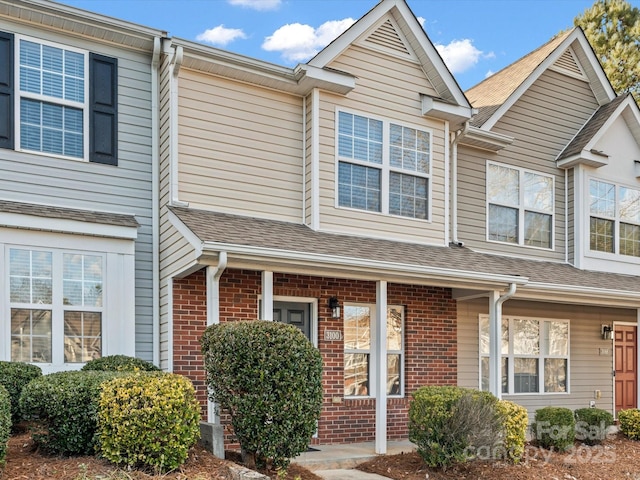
[574,0,640,97]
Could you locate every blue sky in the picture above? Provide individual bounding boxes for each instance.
[57,0,633,90]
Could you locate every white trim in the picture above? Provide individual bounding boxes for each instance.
[167,278,174,373]
[271,295,319,348]
[0,211,138,240]
[444,120,450,245]
[311,88,320,230]
[355,14,419,63]
[151,36,161,366]
[260,271,274,321]
[375,280,388,455]
[167,209,203,257]
[548,46,588,81]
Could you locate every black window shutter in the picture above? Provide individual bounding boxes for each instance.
[0,31,14,150]
[89,53,118,165]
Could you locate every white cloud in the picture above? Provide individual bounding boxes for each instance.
[485,70,495,79]
[416,16,426,28]
[262,18,355,63]
[196,25,247,47]
[435,38,486,74]
[228,0,281,11]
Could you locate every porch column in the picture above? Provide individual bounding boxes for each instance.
[206,252,227,424]
[375,280,388,454]
[488,290,501,399]
[261,271,273,320]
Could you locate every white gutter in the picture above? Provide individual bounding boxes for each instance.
[450,123,469,246]
[169,43,187,207]
[489,283,517,399]
[151,36,161,366]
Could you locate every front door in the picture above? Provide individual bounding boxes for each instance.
[615,325,637,415]
[273,301,311,341]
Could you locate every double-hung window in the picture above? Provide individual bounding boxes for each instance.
[9,247,104,364]
[0,31,118,165]
[479,315,569,394]
[487,162,554,248]
[337,110,431,220]
[343,304,404,397]
[589,179,640,257]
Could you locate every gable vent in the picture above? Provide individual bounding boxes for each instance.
[364,19,411,57]
[551,49,585,79]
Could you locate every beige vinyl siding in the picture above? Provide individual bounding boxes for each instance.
[458,69,599,260]
[0,24,155,360]
[458,298,635,418]
[177,70,304,222]
[317,44,447,244]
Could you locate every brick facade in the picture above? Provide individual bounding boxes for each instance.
[173,268,458,446]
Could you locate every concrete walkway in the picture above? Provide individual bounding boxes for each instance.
[293,439,415,479]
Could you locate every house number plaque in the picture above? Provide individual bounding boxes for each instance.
[324,330,343,341]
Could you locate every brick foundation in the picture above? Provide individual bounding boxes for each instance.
[172,268,457,446]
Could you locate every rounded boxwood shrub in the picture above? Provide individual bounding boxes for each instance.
[201,320,323,471]
[532,406,575,451]
[496,400,528,462]
[409,386,503,468]
[81,354,160,372]
[19,370,121,455]
[618,408,640,440]
[0,385,10,466]
[574,407,614,445]
[97,372,200,473]
[0,361,42,427]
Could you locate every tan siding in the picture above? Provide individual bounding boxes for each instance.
[177,70,304,222]
[458,298,634,419]
[457,69,598,260]
[317,45,447,244]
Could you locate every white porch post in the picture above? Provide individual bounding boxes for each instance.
[206,252,227,423]
[488,290,501,399]
[261,271,274,320]
[375,280,388,454]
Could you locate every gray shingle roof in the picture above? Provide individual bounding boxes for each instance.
[0,199,139,228]
[170,206,640,295]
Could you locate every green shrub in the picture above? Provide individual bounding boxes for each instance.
[532,406,575,451]
[201,320,323,472]
[0,385,10,466]
[19,370,121,455]
[409,386,503,468]
[97,372,200,473]
[618,408,640,440]
[574,408,614,445]
[81,355,160,372]
[0,361,42,426]
[496,400,528,462]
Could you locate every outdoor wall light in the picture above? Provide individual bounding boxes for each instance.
[328,297,341,318]
[601,324,613,340]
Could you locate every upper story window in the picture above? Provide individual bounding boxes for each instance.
[337,110,431,220]
[479,315,569,395]
[487,162,554,249]
[0,31,118,165]
[590,179,640,257]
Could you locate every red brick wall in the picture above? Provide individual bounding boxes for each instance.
[173,268,458,446]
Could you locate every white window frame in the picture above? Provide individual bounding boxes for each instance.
[479,315,570,395]
[14,34,90,161]
[486,161,555,250]
[335,108,433,222]
[588,177,640,259]
[343,303,405,399]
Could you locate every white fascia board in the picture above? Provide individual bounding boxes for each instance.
[166,209,203,258]
[202,241,528,288]
[482,31,616,131]
[294,65,356,95]
[421,95,474,127]
[458,125,514,152]
[0,212,137,239]
[556,151,609,169]
[521,283,640,308]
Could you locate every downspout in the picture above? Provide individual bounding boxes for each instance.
[302,96,306,224]
[489,283,517,399]
[450,123,469,245]
[151,37,161,366]
[170,44,186,206]
[206,251,228,424]
[564,169,569,264]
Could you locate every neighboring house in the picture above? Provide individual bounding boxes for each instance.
[0,0,166,373]
[157,0,640,453]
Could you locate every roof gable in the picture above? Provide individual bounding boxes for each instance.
[308,0,470,109]
[466,28,616,130]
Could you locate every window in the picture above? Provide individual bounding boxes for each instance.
[0,31,118,165]
[487,163,554,248]
[479,315,568,394]
[337,111,431,220]
[9,247,104,364]
[343,304,404,397]
[590,179,640,257]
